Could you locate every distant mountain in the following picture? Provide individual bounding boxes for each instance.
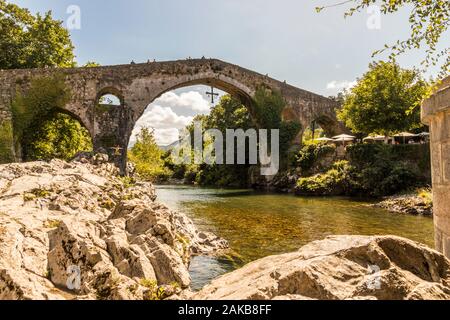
[159,140,180,152]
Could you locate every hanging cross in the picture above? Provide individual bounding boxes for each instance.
[206,86,219,104]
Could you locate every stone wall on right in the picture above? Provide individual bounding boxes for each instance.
[421,76,450,257]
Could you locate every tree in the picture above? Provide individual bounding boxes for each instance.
[317,0,449,77]
[252,87,301,155]
[206,95,252,131]
[128,127,171,181]
[11,74,93,160]
[0,0,75,69]
[11,75,71,145]
[337,61,429,135]
[169,95,254,187]
[24,113,92,161]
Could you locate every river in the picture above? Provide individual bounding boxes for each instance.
[155,185,434,290]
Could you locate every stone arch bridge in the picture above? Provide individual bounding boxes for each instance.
[0,58,345,170]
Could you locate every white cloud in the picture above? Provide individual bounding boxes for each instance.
[129,89,214,147]
[155,91,211,113]
[130,105,193,147]
[326,80,357,91]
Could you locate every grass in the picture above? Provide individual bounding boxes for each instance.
[44,219,62,229]
[118,176,136,188]
[31,188,50,198]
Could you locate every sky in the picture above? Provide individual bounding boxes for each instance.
[10,0,449,145]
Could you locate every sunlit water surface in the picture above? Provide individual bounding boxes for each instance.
[155,185,434,290]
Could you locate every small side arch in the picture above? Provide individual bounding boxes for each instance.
[96,87,124,106]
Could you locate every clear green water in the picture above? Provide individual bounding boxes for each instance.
[155,185,434,290]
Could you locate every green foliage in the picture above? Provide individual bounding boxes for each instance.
[318,0,449,77]
[346,143,430,168]
[252,87,285,129]
[295,143,335,172]
[83,61,101,67]
[10,75,91,161]
[194,164,251,187]
[252,87,301,155]
[12,75,71,143]
[297,143,429,197]
[0,121,14,163]
[0,0,75,69]
[296,160,353,195]
[338,61,429,135]
[347,144,428,197]
[205,95,252,131]
[417,187,433,206]
[128,127,172,182]
[167,91,301,187]
[199,95,253,187]
[23,113,92,161]
[140,279,166,301]
[302,126,324,143]
[168,95,254,187]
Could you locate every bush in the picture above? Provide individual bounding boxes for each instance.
[296,160,353,195]
[193,164,250,187]
[296,143,335,172]
[417,187,432,206]
[343,143,429,196]
[296,155,421,197]
[375,163,418,196]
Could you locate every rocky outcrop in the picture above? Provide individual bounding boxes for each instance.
[0,157,227,300]
[192,235,450,300]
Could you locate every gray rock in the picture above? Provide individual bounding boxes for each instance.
[193,235,450,300]
[0,159,227,300]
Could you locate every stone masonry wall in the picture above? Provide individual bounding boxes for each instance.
[421,76,450,257]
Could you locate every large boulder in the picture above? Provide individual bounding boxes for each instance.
[0,159,227,300]
[193,235,450,300]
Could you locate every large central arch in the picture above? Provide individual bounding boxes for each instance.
[0,58,346,171]
[124,74,256,146]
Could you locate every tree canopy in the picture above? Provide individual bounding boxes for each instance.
[11,75,93,161]
[24,113,92,161]
[128,127,171,181]
[337,61,429,135]
[0,0,75,69]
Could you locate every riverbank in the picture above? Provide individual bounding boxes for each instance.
[372,189,433,216]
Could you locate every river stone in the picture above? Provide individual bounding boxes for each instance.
[192,235,450,300]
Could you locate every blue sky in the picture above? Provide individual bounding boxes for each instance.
[10,0,448,145]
